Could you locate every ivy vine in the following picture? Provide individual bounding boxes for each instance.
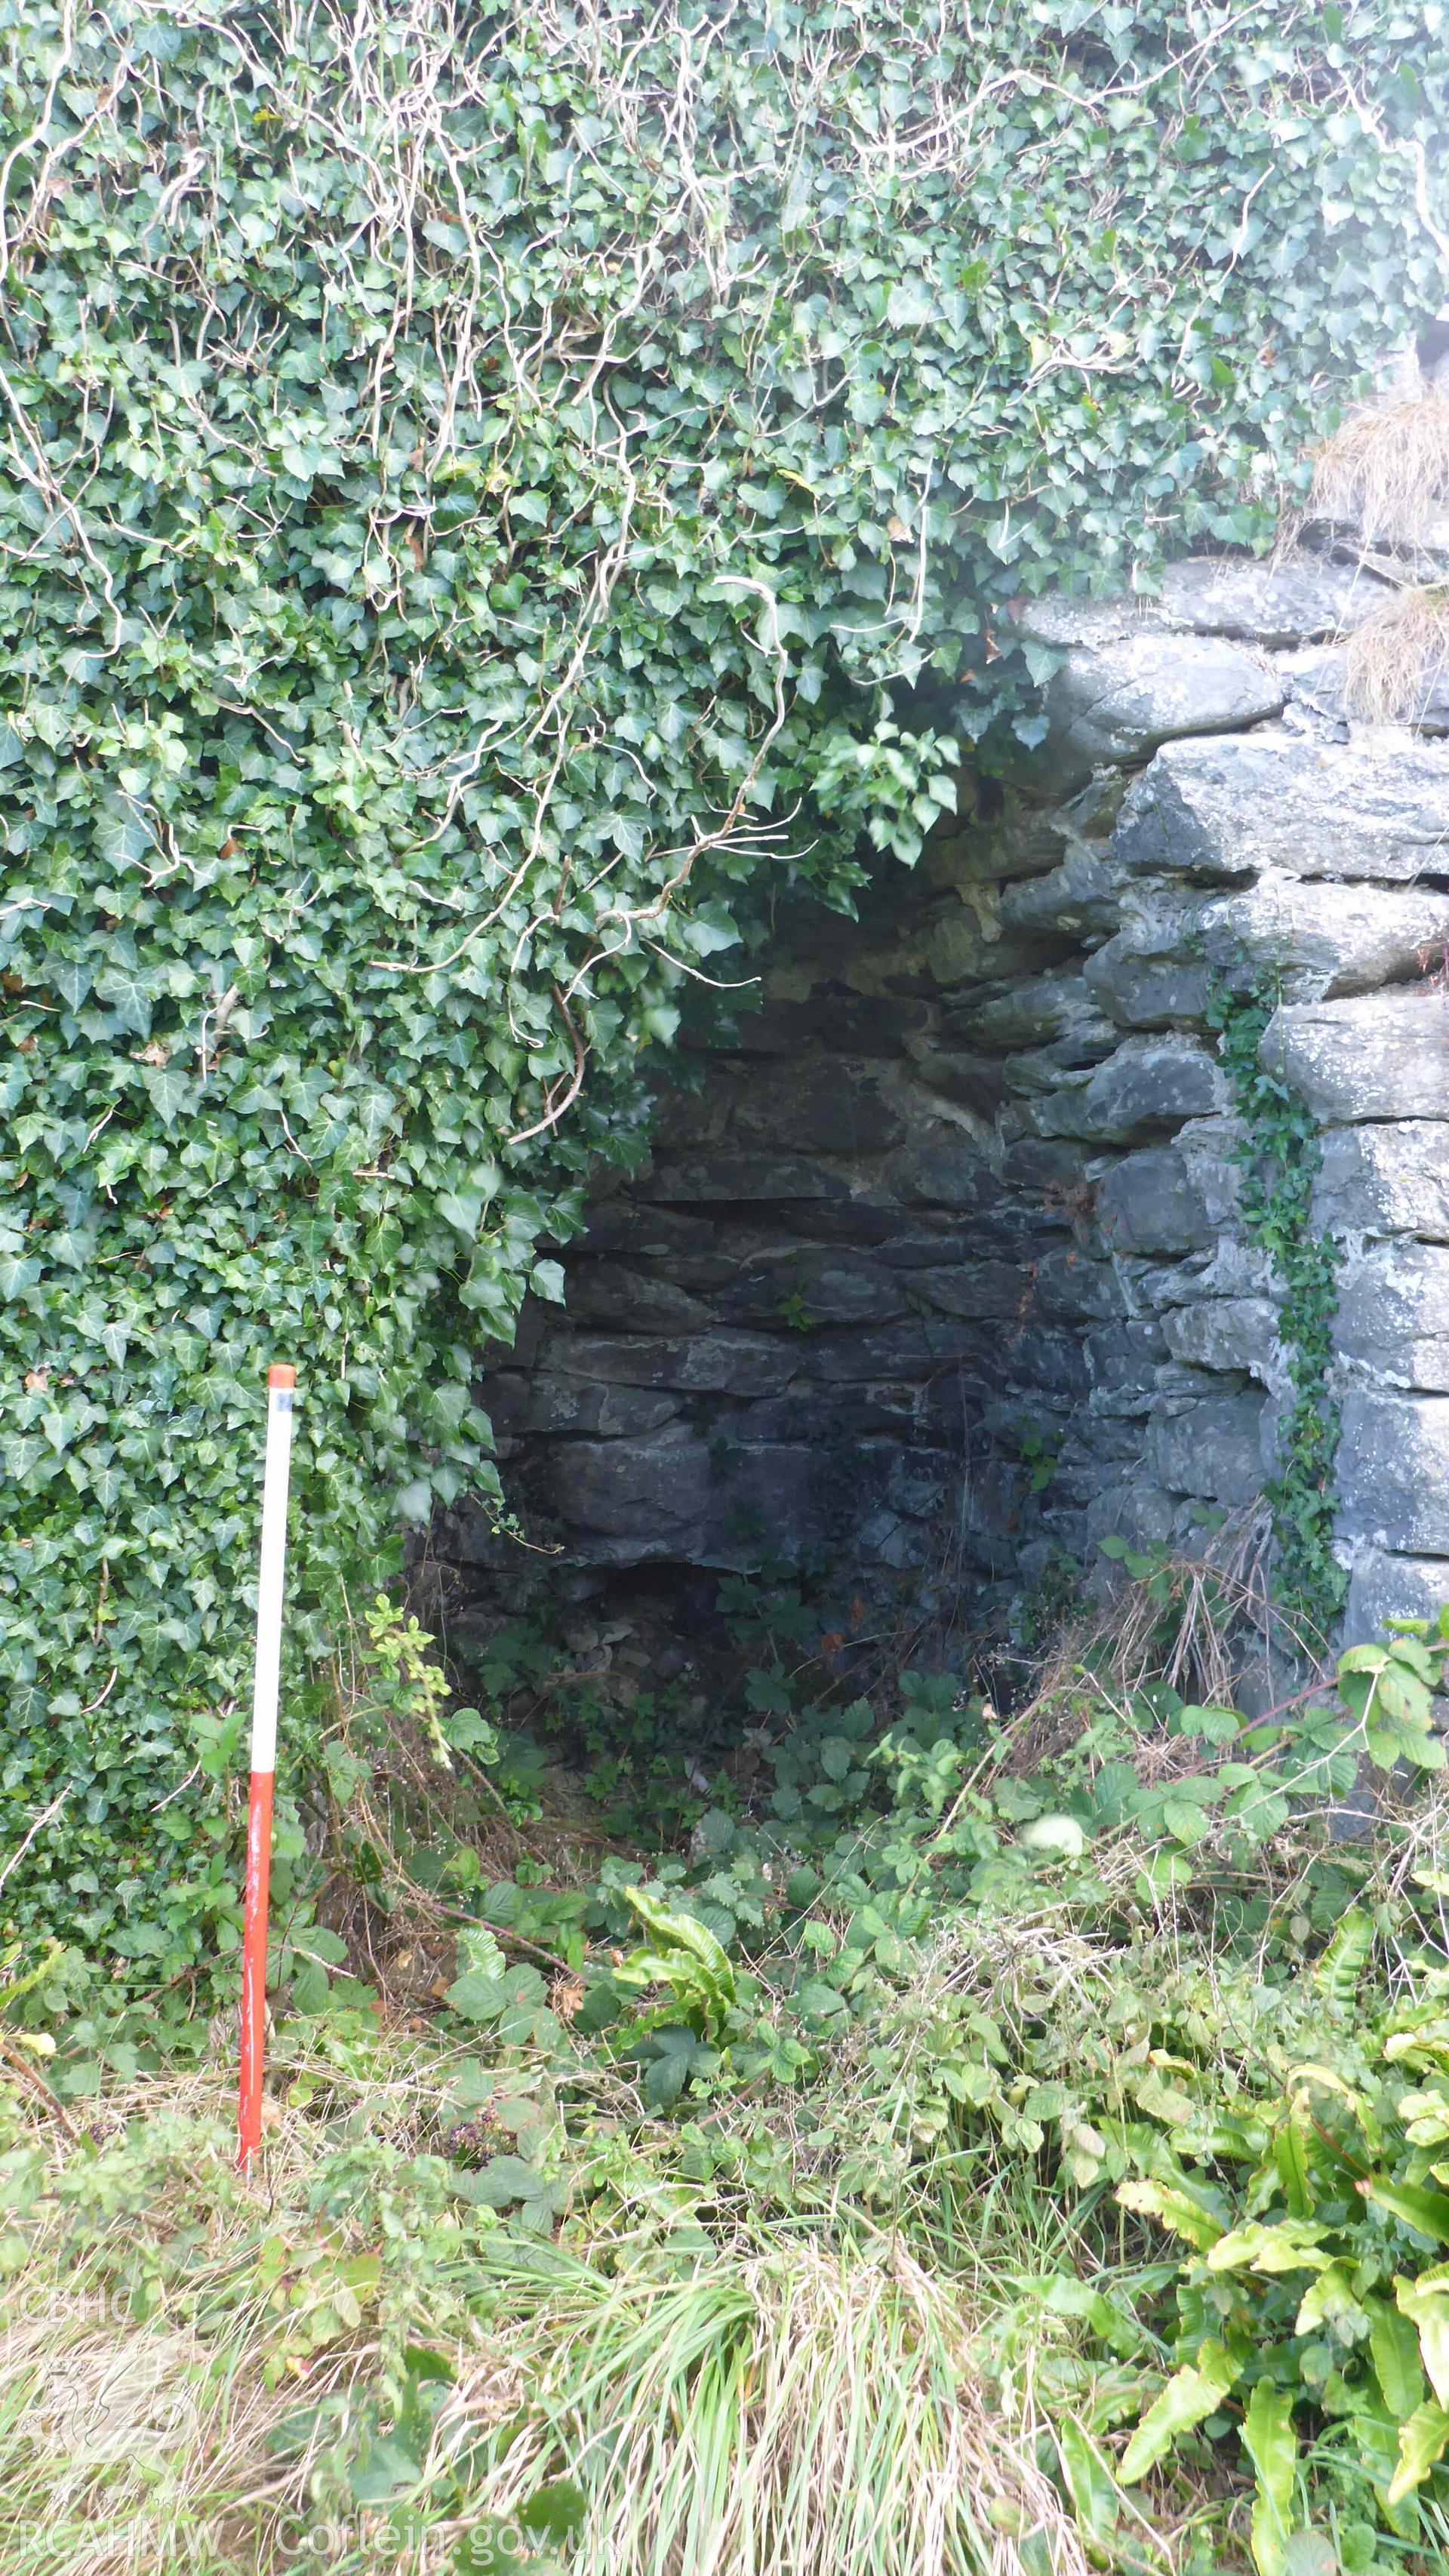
[1208,979,1346,1640]
[1,0,1444,1971]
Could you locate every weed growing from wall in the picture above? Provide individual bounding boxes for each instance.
[1208,979,1346,1638]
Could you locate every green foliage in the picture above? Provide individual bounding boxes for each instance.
[5,0,1449,1962]
[1208,977,1346,1635]
[9,1565,1449,2570]
[1103,1968,1449,2552]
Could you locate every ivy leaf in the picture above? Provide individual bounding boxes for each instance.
[140,1065,194,1128]
[94,962,156,1036]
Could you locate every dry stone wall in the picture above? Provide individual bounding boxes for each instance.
[451,552,1449,1645]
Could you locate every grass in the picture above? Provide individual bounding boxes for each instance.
[0,2031,1106,2576]
[8,1566,1449,2574]
[1309,391,1449,547]
[1341,581,1449,725]
[460,2233,1094,2576]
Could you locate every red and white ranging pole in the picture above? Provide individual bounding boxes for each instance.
[238,1362,296,2171]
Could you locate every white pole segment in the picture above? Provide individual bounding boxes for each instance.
[249,1371,296,1774]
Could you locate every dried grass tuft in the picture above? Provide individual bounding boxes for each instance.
[1342,580,1449,724]
[457,2233,1100,2576]
[1309,392,1449,545]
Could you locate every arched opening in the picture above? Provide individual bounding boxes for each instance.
[438,552,1449,1679]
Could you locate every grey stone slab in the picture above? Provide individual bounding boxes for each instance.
[1176,1116,1248,1230]
[906,1260,1029,1321]
[538,1433,715,1542]
[1334,1242,1449,1390]
[1153,556,1391,646]
[715,1254,909,1329]
[1162,1297,1280,1377]
[1345,1545,1449,1643]
[1199,873,1449,1002]
[1013,593,1146,651]
[730,1062,906,1156]
[945,973,1115,1053]
[1147,1393,1269,1503]
[1084,928,1214,1029]
[632,1153,854,1204]
[546,1331,800,1396]
[1085,1319,1170,1389]
[1041,1037,1227,1142]
[1281,642,1449,737]
[1336,1393,1449,1552]
[1000,1326,1091,1400]
[1115,733,1449,882]
[561,1263,713,1331]
[1087,1479,1182,1550]
[1044,633,1284,778]
[1014,557,1388,654]
[483,1374,685,1439]
[1032,1247,1128,1322]
[1094,1146,1214,1254]
[1260,993,1449,1122]
[801,1319,995,1383]
[998,849,1122,943]
[897,1051,1007,1122]
[883,1137,998,1210]
[1315,1120,1449,1242]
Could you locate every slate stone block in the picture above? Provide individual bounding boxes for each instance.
[1315,1121,1449,1242]
[547,1331,800,1396]
[1152,556,1390,646]
[632,1153,854,1204]
[998,850,1121,943]
[1116,734,1449,882]
[1345,1545,1449,1644]
[1084,935,1213,1029]
[1336,1394,1449,1552]
[484,1374,684,1439]
[1147,1394,1268,1503]
[1260,993,1449,1123]
[906,1260,1029,1321]
[946,974,1115,1053]
[1084,1319,1170,1390]
[884,1137,996,1209]
[1014,557,1385,653]
[540,1433,715,1542]
[1032,1247,1128,1321]
[1199,873,1449,1002]
[1044,632,1284,779]
[731,1060,906,1155]
[1161,1298,1279,1377]
[1334,1243,1449,1391]
[716,1254,908,1329]
[1042,1038,1226,1142]
[1095,1147,1213,1254]
[801,1320,995,1382]
[562,1263,713,1330]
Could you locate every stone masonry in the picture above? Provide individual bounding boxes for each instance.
[450,551,1449,1645]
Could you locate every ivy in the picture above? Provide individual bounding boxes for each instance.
[1208,978,1346,1639]
[2,0,1446,1972]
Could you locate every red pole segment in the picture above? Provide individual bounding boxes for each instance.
[238,1363,296,2172]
